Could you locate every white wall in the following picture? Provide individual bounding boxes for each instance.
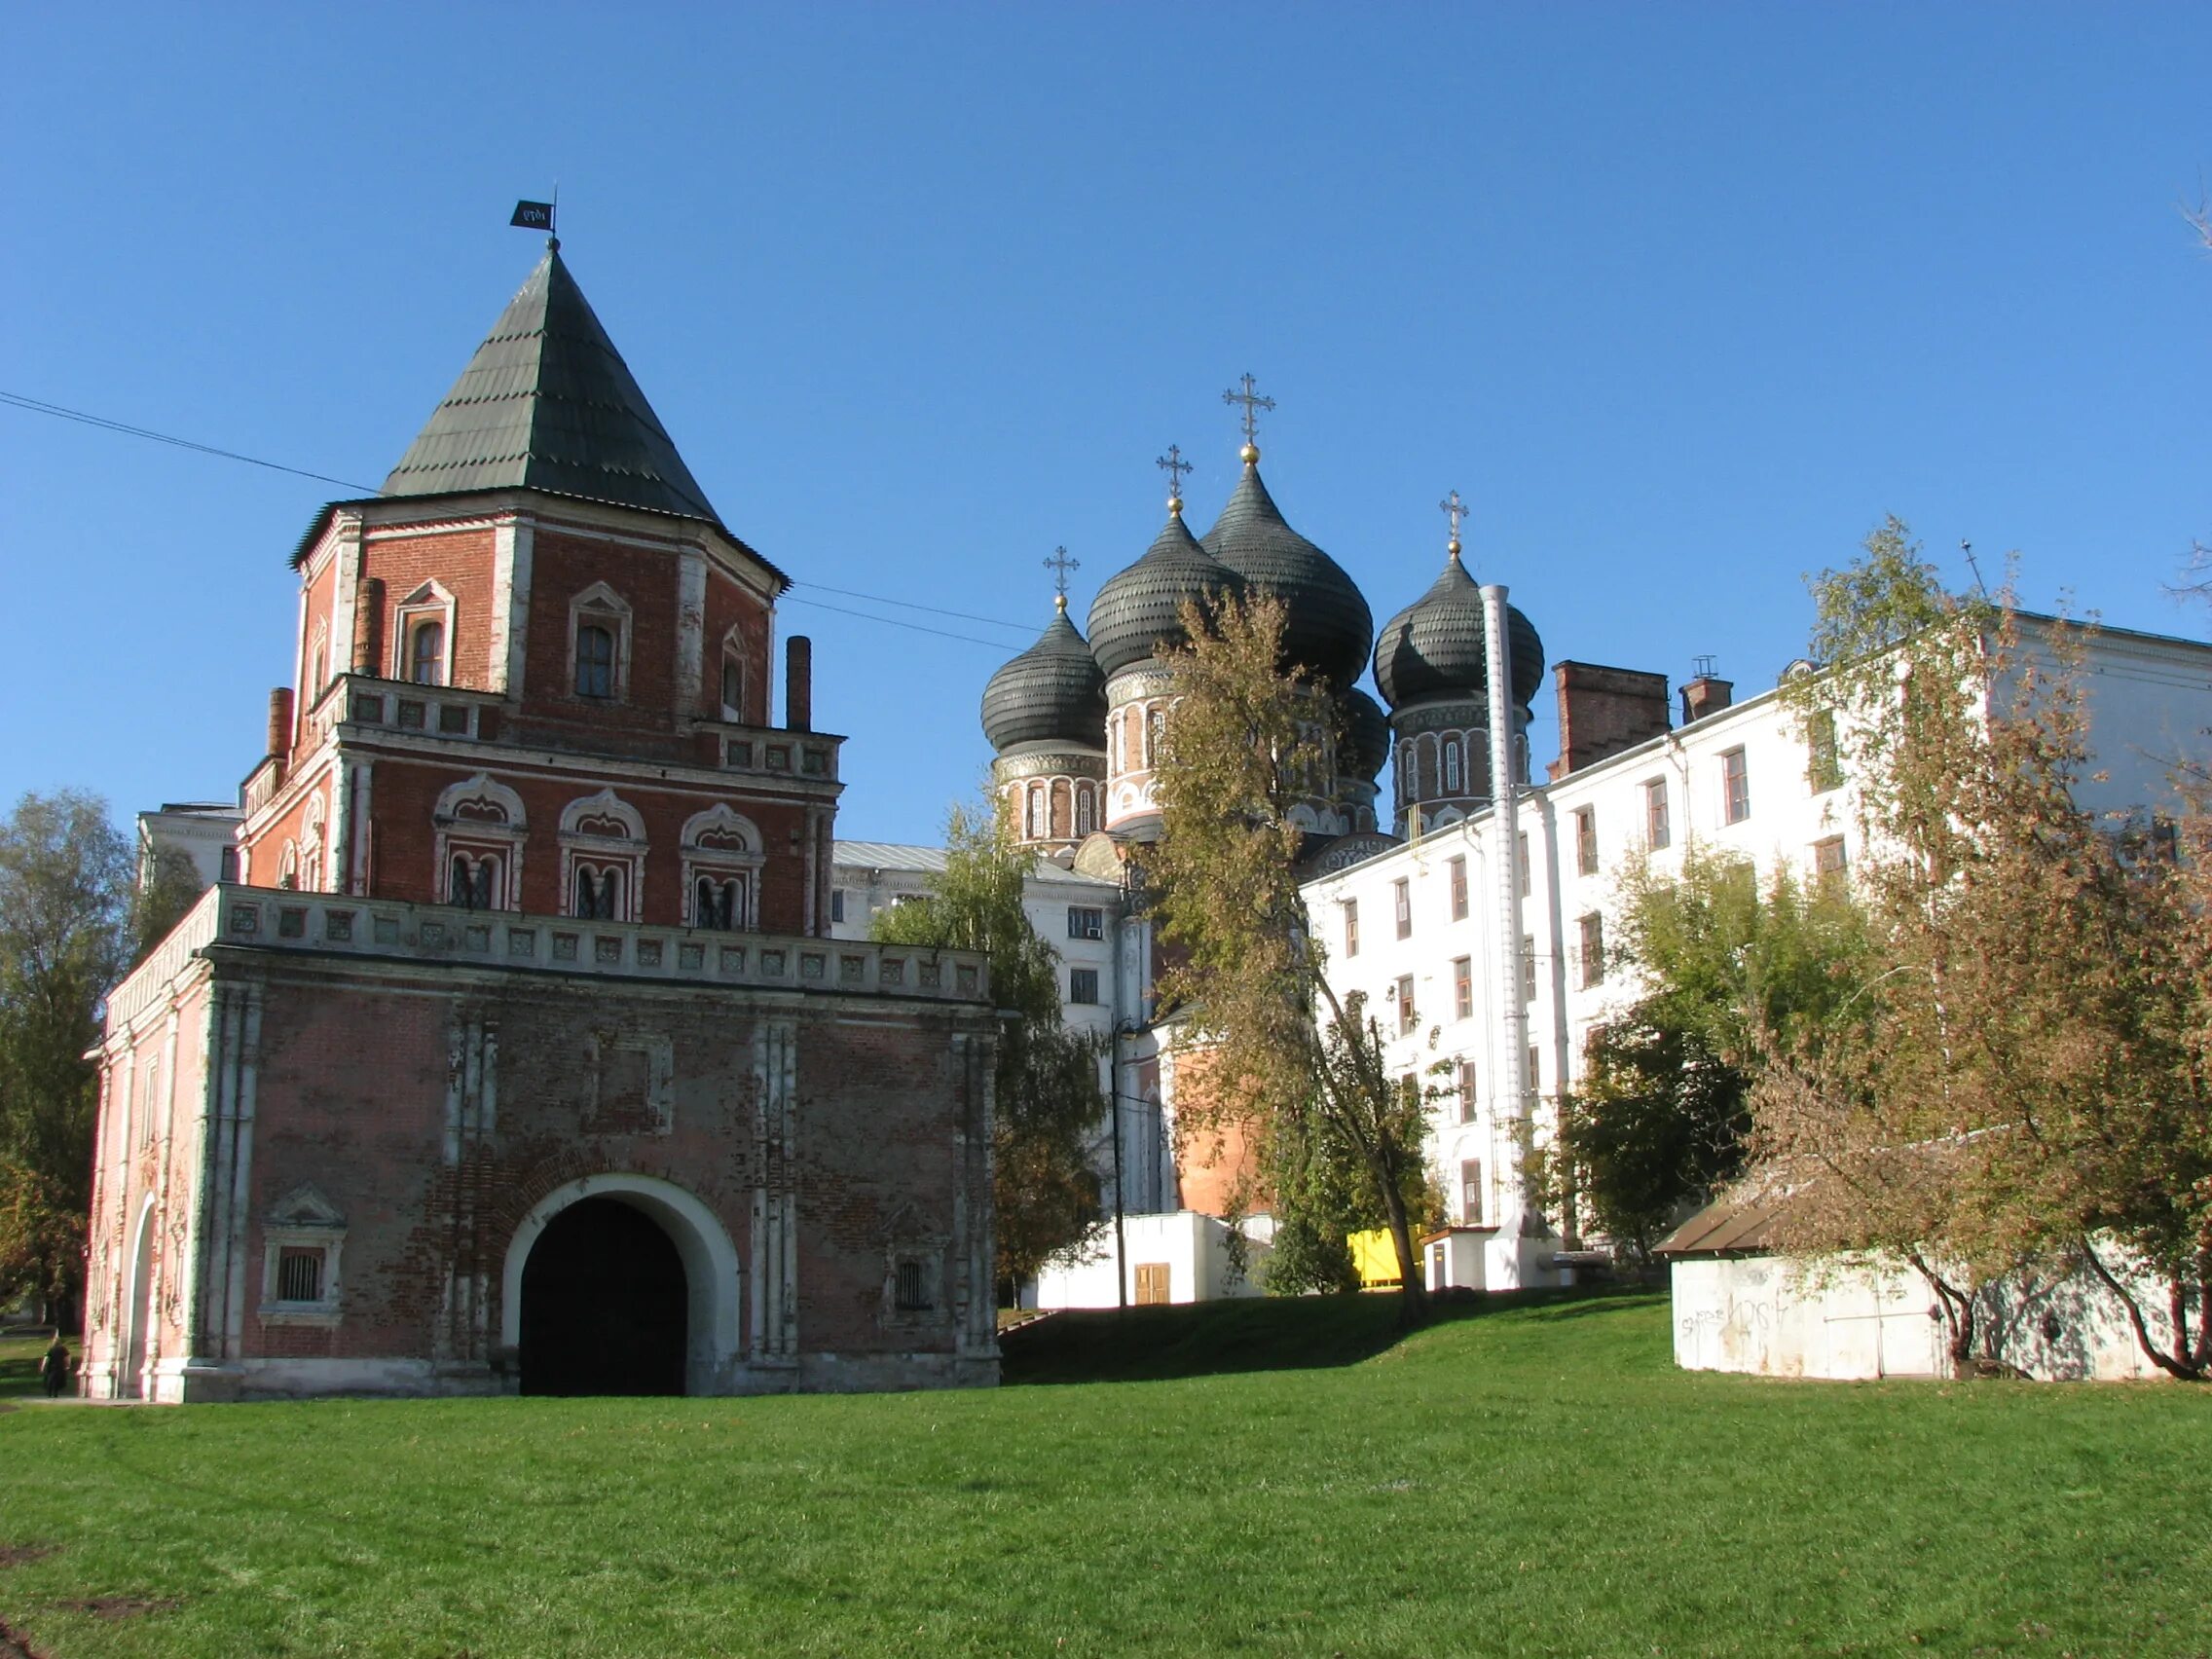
[1033,1211,1272,1309]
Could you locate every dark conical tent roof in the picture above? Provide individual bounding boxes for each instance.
[981,603,1109,753]
[1372,552,1544,712]
[381,246,724,529]
[1200,461,1373,684]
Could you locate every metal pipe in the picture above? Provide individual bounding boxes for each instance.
[1481,584,1530,1265]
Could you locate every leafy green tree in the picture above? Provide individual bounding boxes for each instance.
[1144,593,1433,1321]
[1534,849,1868,1263]
[0,791,135,1326]
[871,805,1103,1291]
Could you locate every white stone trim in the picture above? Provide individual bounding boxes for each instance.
[391,580,458,686]
[566,580,633,702]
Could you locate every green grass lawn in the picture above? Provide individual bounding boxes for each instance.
[0,1290,2205,1658]
[0,1331,73,1402]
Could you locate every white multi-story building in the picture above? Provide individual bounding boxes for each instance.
[1301,615,2212,1293]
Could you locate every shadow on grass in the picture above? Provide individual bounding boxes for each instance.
[1001,1284,1650,1385]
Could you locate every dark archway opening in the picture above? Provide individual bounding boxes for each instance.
[519,1196,688,1396]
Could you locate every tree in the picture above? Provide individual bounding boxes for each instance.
[1753,520,2212,1379]
[1143,592,1433,1321]
[871,804,1103,1292]
[1535,850,1869,1263]
[0,791,135,1326]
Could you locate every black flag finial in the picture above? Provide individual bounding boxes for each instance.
[510,199,556,245]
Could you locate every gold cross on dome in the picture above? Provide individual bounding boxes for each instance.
[1156,443,1193,502]
[1222,373,1275,446]
[1044,545,1080,603]
[1440,489,1469,554]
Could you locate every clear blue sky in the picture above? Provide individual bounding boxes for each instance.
[5,5,2208,846]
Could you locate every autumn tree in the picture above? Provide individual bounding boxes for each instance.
[1143,592,1432,1320]
[1753,521,2212,1378]
[0,791,136,1327]
[871,804,1103,1294]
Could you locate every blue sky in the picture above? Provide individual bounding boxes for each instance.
[4,4,2208,845]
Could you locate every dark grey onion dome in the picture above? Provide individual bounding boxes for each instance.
[981,602,1109,752]
[1088,510,1245,678]
[1372,553,1544,711]
[1199,461,1374,684]
[1340,687,1390,781]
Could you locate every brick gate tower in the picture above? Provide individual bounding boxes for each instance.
[82,243,1002,1402]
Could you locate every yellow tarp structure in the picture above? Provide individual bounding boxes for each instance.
[1347,1228,1404,1288]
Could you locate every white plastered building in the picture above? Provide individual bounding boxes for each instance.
[1300,615,2212,1297]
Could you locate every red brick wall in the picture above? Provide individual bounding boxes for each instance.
[240,766,332,890]
[702,567,774,723]
[363,524,498,688]
[357,755,813,930]
[227,961,985,1368]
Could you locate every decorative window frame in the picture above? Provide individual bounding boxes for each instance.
[259,1183,346,1327]
[276,838,299,890]
[878,1203,950,1327]
[717,625,748,722]
[433,774,527,910]
[392,580,457,686]
[679,804,763,930]
[559,788,645,921]
[567,582,633,702]
[1075,782,1095,836]
[306,618,331,706]
[299,792,327,894]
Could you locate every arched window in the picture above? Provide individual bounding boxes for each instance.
[450,853,499,910]
[573,865,622,920]
[1444,737,1462,793]
[1076,785,1094,836]
[1398,741,1417,801]
[719,653,745,721]
[574,625,614,698]
[693,875,740,931]
[1024,784,1044,839]
[1145,707,1165,767]
[410,619,445,685]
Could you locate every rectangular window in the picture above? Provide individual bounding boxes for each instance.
[277,1246,325,1304]
[1517,832,1530,897]
[1722,748,1751,824]
[1067,905,1104,940]
[1457,1060,1478,1124]
[1813,835,1848,887]
[1069,968,1100,1005]
[1578,913,1605,988]
[830,889,845,924]
[1448,855,1468,921]
[1807,709,1843,793]
[1521,938,1536,1004]
[1644,778,1671,850]
[1396,975,1417,1035]
[1393,877,1412,940]
[1460,1159,1484,1225]
[895,1259,931,1310]
[1343,898,1359,958]
[1453,956,1472,1019]
[1574,807,1598,876]
[1528,1046,1541,1095]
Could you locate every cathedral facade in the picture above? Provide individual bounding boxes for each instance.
[82,246,1001,1402]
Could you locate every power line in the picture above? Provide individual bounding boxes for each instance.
[1,387,1051,648]
[0,389,381,494]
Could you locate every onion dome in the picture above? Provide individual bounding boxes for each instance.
[1088,502,1244,678]
[981,599,1109,753]
[1340,687,1390,781]
[1199,456,1373,684]
[1372,550,1544,712]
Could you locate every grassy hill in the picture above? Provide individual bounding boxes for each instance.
[0,1290,2206,1657]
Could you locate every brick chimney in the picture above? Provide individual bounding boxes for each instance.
[267,687,294,759]
[785,636,812,732]
[1679,673,1734,725]
[352,576,385,674]
[1547,661,1671,782]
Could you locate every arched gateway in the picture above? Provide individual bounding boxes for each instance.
[502,1175,742,1397]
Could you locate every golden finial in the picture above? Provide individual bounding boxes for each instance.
[1223,374,1273,464]
[1441,489,1469,562]
[1156,444,1193,517]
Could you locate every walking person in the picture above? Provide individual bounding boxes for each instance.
[39,1333,71,1399]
